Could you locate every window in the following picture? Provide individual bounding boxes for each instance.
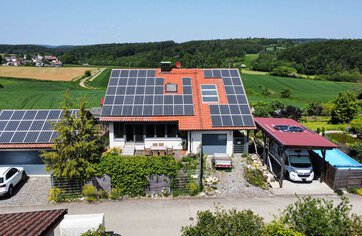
[146,125,155,137]
[167,124,177,137]
[155,125,165,137]
[114,122,124,138]
[201,84,219,103]
[6,168,17,180]
[165,83,177,93]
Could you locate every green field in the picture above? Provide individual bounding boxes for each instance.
[242,74,362,107]
[0,77,105,109]
[0,70,361,109]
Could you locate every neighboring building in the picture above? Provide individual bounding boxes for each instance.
[0,109,79,175]
[100,65,255,156]
[0,209,68,236]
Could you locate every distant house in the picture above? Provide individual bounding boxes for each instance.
[3,56,22,66]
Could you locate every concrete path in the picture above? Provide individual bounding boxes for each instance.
[1,195,361,236]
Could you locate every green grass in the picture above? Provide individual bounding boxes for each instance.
[0,77,105,109]
[242,74,362,107]
[301,117,348,131]
[88,68,111,89]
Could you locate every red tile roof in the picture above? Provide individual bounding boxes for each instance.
[0,209,67,236]
[254,117,337,149]
[100,68,255,130]
[0,143,52,149]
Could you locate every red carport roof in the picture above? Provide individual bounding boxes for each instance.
[254,117,337,149]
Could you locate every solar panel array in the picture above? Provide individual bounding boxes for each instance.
[101,70,194,116]
[0,109,77,144]
[204,69,254,127]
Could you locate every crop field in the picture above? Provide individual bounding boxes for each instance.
[242,74,362,107]
[0,77,105,109]
[0,66,100,81]
[0,70,361,110]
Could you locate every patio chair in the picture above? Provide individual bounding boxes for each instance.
[166,147,173,155]
[145,148,151,156]
[152,150,159,156]
[159,150,166,156]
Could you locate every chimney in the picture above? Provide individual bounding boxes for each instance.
[160,61,172,72]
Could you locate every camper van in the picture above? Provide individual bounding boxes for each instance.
[271,143,314,182]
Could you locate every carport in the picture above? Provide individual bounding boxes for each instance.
[254,117,337,188]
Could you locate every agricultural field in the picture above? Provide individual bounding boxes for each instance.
[0,77,105,109]
[0,66,100,81]
[242,74,362,107]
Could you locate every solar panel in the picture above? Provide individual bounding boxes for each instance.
[204,69,254,127]
[0,109,79,144]
[101,69,194,117]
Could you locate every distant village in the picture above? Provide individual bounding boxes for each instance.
[1,54,63,67]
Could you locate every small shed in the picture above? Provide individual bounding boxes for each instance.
[254,117,337,188]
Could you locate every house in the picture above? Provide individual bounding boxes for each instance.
[100,64,255,156]
[0,209,68,236]
[0,109,79,175]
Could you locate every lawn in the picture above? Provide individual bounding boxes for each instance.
[300,117,348,131]
[242,74,362,107]
[0,66,100,81]
[0,77,105,109]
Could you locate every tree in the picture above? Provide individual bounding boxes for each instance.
[330,91,359,124]
[278,105,303,121]
[280,88,292,99]
[349,143,362,163]
[85,70,92,77]
[41,92,102,182]
[271,66,297,77]
[181,206,264,236]
[277,196,357,236]
[350,117,362,134]
[306,101,323,116]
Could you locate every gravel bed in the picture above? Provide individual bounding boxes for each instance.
[0,176,50,206]
[212,155,272,198]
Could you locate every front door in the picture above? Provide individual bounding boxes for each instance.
[125,125,134,142]
[135,125,144,143]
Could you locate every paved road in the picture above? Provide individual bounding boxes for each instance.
[1,195,361,236]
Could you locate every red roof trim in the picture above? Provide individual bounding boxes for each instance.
[254,117,337,149]
[0,143,53,149]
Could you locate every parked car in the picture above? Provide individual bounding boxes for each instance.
[0,167,27,196]
[212,153,232,168]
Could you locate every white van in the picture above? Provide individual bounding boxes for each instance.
[271,142,314,182]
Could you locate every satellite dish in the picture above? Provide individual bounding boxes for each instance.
[175,61,181,68]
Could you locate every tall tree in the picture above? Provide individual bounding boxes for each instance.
[330,91,359,124]
[41,92,102,181]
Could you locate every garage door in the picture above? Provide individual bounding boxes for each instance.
[202,134,227,154]
[0,151,43,165]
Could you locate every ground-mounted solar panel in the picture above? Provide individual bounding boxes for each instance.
[0,109,80,144]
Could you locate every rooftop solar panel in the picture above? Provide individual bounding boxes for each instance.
[101,69,195,117]
[0,109,79,144]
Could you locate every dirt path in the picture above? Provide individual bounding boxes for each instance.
[79,68,105,89]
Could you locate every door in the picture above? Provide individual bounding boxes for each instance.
[125,125,134,142]
[202,134,227,154]
[135,125,144,143]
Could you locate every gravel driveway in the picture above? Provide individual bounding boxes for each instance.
[0,176,50,206]
[213,155,272,198]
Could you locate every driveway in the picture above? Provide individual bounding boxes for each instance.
[1,195,361,236]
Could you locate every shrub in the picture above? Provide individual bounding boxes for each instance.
[244,167,267,190]
[280,88,291,99]
[181,207,264,236]
[81,224,110,236]
[110,188,122,200]
[278,105,304,121]
[84,70,92,77]
[262,220,303,236]
[277,196,354,236]
[306,101,323,116]
[356,188,362,196]
[349,143,362,163]
[350,117,362,134]
[97,153,179,197]
[271,66,297,77]
[330,91,359,124]
[186,181,199,196]
[48,188,65,203]
[262,87,272,96]
[82,184,98,202]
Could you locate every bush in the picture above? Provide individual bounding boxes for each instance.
[181,207,264,236]
[186,181,199,196]
[48,188,65,203]
[84,70,92,77]
[244,167,267,190]
[277,196,354,236]
[81,224,110,236]
[280,88,292,99]
[271,66,297,77]
[97,153,179,197]
[278,105,304,121]
[350,117,362,134]
[110,188,122,200]
[306,101,323,116]
[262,220,303,236]
[330,91,359,124]
[82,184,98,202]
[349,143,362,163]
